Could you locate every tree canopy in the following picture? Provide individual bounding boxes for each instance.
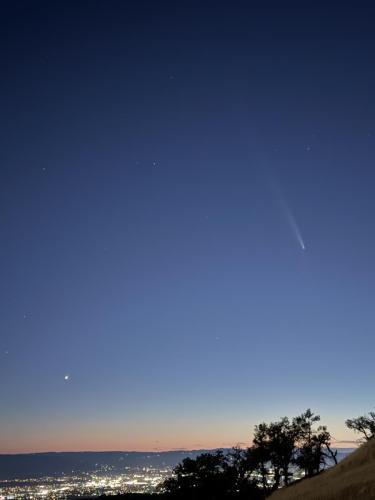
[345,410,375,441]
[160,408,341,499]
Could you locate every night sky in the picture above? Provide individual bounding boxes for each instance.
[1,1,375,453]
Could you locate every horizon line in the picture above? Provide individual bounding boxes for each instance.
[0,444,358,456]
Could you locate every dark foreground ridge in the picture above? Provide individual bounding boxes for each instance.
[270,437,375,500]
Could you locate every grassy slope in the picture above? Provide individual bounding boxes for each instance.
[270,438,375,500]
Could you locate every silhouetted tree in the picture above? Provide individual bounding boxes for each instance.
[159,451,225,498]
[346,410,375,441]
[160,409,338,498]
[252,417,297,490]
[293,409,336,477]
[251,423,272,492]
[159,450,263,499]
[225,447,263,497]
[268,418,298,487]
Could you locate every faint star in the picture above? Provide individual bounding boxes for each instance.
[306,145,311,151]
[152,161,157,167]
[64,374,70,381]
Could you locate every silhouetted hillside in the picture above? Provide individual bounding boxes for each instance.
[270,439,375,500]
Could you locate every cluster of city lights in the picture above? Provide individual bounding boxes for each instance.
[0,466,173,499]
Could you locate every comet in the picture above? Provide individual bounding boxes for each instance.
[267,173,306,251]
[282,201,306,251]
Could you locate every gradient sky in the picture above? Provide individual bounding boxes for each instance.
[1,0,375,453]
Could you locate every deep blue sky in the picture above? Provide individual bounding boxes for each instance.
[1,0,375,452]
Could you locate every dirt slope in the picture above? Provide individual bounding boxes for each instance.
[270,438,375,500]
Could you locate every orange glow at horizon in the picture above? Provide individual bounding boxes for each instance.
[0,421,358,455]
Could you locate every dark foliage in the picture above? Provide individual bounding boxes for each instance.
[103,408,370,499]
[345,410,375,441]
[160,409,340,498]
[293,409,337,477]
[158,449,264,499]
